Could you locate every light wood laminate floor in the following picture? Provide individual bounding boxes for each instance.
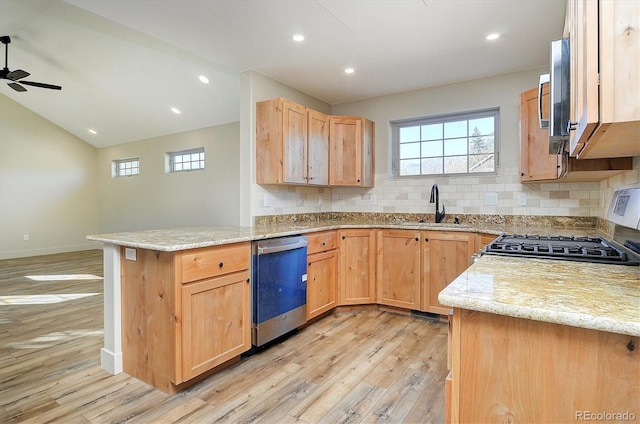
[0,250,448,423]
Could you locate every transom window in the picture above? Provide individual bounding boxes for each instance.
[392,108,499,177]
[112,157,139,177]
[168,148,205,173]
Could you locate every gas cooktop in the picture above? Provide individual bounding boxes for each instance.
[483,234,640,266]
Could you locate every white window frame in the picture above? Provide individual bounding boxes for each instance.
[391,108,500,178]
[112,157,140,178]
[166,147,205,173]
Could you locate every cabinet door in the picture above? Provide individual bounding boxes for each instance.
[282,100,308,184]
[376,230,421,310]
[330,117,362,186]
[179,271,251,383]
[338,229,376,304]
[307,249,338,319]
[567,0,599,156]
[520,86,559,182]
[423,232,475,315]
[307,109,329,186]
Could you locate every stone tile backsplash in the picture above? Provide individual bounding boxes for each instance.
[252,158,639,226]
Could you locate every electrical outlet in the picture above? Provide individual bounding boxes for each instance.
[519,193,527,206]
[370,194,377,205]
[125,248,137,261]
[263,193,270,208]
[23,233,30,241]
[485,192,498,206]
[318,194,323,206]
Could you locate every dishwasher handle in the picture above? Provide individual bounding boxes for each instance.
[255,237,308,255]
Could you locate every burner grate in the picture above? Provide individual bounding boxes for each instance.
[483,234,639,265]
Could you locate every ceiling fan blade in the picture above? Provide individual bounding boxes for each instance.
[8,82,27,92]
[19,80,62,90]
[7,69,29,80]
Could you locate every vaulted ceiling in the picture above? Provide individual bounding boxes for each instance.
[0,0,566,147]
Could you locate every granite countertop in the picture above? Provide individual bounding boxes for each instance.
[86,219,603,251]
[88,218,637,337]
[438,255,640,337]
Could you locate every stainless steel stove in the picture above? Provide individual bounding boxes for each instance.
[484,233,639,265]
[482,187,640,267]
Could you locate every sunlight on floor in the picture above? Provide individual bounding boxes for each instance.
[8,329,104,349]
[25,274,103,281]
[0,293,100,305]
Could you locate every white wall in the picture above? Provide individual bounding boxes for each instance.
[241,71,334,224]
[245,68,640,220]
[97,123,241,232]
[0,94,99,259]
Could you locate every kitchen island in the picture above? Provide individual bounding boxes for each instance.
[87,217,637,396]
[439,255,639,423]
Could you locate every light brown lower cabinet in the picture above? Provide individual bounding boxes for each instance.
[338,229,376,305]
[376,230,422,310]
[306,231,338,320]
[121,242,251,394]
[423,231,476,315]
[446,308,640,423]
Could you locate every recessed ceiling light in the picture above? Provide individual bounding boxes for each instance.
[171,107,181,114]
[199,75,209,84]
[344,68,355,74]
[88,129,97,135]
[486,33,500,41]
[292,34,304,42]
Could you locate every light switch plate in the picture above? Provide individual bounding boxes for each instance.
[485,192,498,206]
[519,193,527,206]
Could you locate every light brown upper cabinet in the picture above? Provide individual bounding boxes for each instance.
[329,116,375,187]
[520,86,631,182]
[256,98,375,187]
[565,0,640,159]
[256,98,329,186]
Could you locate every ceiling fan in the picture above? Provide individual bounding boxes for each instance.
[0,35,62,92]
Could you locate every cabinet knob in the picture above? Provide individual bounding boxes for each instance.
[628,340,635,352]
[219,262,224,268]
[322,242,326,246]
[425,237,429,242]
[357,179,361,183]
[342,235,346,240]
[415,237,419,241]
[520,172,525,177]
[246,278,250,283]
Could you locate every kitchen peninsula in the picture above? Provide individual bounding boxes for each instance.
[87,215,639,398]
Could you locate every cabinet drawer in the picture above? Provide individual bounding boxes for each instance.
[307,231,338,254]
[181,243,250,283]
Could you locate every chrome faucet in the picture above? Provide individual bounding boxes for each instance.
[429,184,446,223]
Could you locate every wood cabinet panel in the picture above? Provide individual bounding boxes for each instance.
[120,242,251,393]
[180,271,251,382]
[520,86,631,182]
[329,116,375,187]
[181,243,250,283]
[338,229,376,304]
[450,309,640,423]
[376,230,421,310]
[307,109,329,186]
[307,249,338,320]
[568,0,640,159]
[422,232,475,315]
[282,100,308,184]
[307,230,338,255]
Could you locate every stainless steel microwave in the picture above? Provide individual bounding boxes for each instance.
[538,37,570,154]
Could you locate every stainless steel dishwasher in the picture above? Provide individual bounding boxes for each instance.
[252,235,308,346]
